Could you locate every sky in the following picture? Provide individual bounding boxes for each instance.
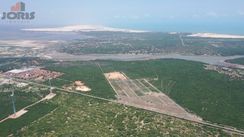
[0,0,244,34]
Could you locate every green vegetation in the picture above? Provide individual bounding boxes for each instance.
[100,59,244,130]
[226,57,244,65]
[0,91,37,120]
[0,85,49,120]
[58,32,182,54]
[56,32,244,56]
[16,93,228,137]
[1,57,244,136]
[182,36,244,56]
[0,82,53,136]
[0,101,56,137]
[41,59,244,129]
[45,61,115,99]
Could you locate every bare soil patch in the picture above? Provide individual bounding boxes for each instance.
[105,72,202,122]
[63,80,91,92]
[8,109,28,119]
[104,72,127,80]
[43,93,56,100]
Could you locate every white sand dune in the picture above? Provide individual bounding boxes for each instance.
[22,25,147,33]
[188,33,244,39]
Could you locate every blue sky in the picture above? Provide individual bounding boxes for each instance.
[1,0,244,33]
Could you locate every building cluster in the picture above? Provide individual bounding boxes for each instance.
[4,68,63,81]
[205,65,243,79]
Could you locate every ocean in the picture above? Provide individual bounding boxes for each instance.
[110,22,244,35]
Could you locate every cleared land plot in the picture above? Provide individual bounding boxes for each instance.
[8,110,28,119]
[104,72,201,122]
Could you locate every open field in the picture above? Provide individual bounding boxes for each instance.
[104,72,201,122]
